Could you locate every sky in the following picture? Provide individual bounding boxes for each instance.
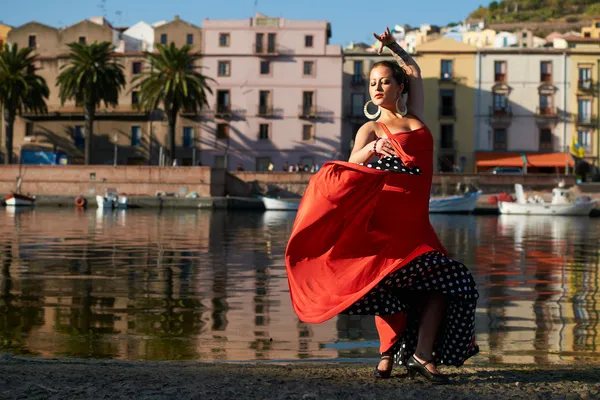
[1,0,487,45]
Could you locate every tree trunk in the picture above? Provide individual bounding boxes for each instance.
[84,103,95,165]
[167,110,177,166]
[3,107,15,165]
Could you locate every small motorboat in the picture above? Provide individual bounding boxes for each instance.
[429,190,483,213]
[259,196,301,211]
[96,188,118,209]
[498,183,596,216]
[117,195,129,209]
[4,192,36,207]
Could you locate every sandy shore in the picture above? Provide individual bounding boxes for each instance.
[1,355,599,400]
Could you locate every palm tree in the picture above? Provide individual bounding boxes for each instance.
[57,42,125,165]
[133,43,214,165]
[0,44,49,164]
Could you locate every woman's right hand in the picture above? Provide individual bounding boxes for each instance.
[374,137,396,158]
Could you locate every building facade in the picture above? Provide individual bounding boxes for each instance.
[416,38,477,172]
[474,49,572,173]
[199,13,343,171]
[0,23,11,48]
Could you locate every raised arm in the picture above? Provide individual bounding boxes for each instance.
[374,27,424,119]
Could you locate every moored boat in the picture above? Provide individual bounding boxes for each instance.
[498,184,596,216]
[259,196,301,211]
[4,192,36,207]
[429,190,482,213]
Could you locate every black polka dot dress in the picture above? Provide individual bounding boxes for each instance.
[346,156,479,367]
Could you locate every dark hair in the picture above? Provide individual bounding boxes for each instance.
[371,61,408,95]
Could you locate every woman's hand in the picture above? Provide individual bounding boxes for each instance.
[375,137,396,158]
[373,26,396,55]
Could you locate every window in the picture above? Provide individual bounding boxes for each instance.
[353,60,363,84]
[578,130,592,153]
[258,124,270,140]
[302,91,314,114]
[25,122,33,137]
[132,61,142,75]
[303,61,314,76]
[216,90,230,114]
[216,123,229,139]
[540,61,552,82]
[579,67,592,89]
[441,60,453,80]
[439,89,455,116]
[186,34,194,45]
[267,33,276,53]
[131,91,140,106]
[258,90,271,115]
[256,157,271,171]
[494,61,506,82]
[493,129,507,150]
[351,93,364,116]
[74,125,85,150]
[539,94,552,114]
[302,125,314,141]
[596,22,600,28]
[305,35,314,47]
[131,126,141,146]
[78,36,86,45]
[260,60,271,75]
[183,127,194,148]
[214,155,226,169]
[584,32,591,38]
[493,93,507,112]
[160,34,167,44]
[218,61,231,77]
[28,35,37,48]
[255,33,264,53]
[578,99,592,123]
[219,33,230,47]
[539,128,553,150]
[440,125,454,149]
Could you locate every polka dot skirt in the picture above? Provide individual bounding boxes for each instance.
[342,251,479,367]
[359,156,421,175]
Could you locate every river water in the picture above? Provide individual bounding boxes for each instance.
[0,207,598,364]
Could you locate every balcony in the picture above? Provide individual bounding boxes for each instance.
[439,106,456,119]
[577,114,597,126]
[578,79,596,92]
[351,75,365,86]
[298,105,318,119]
[345,106,366,122]
[214,104,233,118]
[494,73,506,83]
[256,105,282,118]
[490,106,512,127]
[535,107,560,126]
[540,73,552,83]
[254,43,278,56]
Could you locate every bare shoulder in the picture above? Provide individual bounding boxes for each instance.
[355,121,380,141]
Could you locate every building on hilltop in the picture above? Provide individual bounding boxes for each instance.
[0,23,11,48]
[581,20,600,39]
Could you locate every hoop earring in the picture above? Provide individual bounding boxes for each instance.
[363,100,381,120]
[396,98,408,117]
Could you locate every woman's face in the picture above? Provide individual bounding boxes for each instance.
[369,66,402,107]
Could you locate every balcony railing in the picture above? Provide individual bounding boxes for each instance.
[536,107,558,117]
[578,79,595,91]
[439,106,456,118]
[577,114,597,126]
[298,105,318,119]
[494,73,506,83]
[492,106,512,117]
[540,73,552,83]
[440,72,454,81]
[256,105,283,118]
[351,75,365,85]
[214,104,233,118]
[490,106,512,127]
[254,43,278,55]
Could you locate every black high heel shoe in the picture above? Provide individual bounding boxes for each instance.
[374,354,393,379]
[406,355,449,384]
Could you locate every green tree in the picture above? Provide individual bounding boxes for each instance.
[0,44,49,164]
[56,42,125,165]
[132,43,214,165]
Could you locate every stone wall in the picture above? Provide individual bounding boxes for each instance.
[0,165,225,197]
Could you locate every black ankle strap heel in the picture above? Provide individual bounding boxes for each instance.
[406,355,449,384]
[374,354,393,379]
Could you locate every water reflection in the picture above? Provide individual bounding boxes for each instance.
[0,208,598,364]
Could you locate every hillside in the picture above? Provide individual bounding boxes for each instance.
[468,0,600,23]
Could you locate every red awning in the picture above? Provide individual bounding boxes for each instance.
[526,152,574,168]
[475,152,524,167]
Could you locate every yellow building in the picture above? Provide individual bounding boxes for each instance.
[416,38,477,172]
[0,23,11,47]
[581,20,600,39]
[463,29,496,48]
[568,41,600,167]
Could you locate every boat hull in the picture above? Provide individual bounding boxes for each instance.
[498,200,596,216]
[96,195,116,209]
[260,196,300,211]
[4,193,35,207]
[429,191,482,213]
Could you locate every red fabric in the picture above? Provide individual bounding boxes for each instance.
[375,314,407,353]
[285,122,448,332]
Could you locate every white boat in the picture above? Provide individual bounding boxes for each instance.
[96,189,118,209]
[429,190,482,213]
[498,184,596,216]
[4,192,36,207]
[259,196,301,211]
[117,195,129,209]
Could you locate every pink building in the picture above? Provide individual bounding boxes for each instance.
[200,13,343,171]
